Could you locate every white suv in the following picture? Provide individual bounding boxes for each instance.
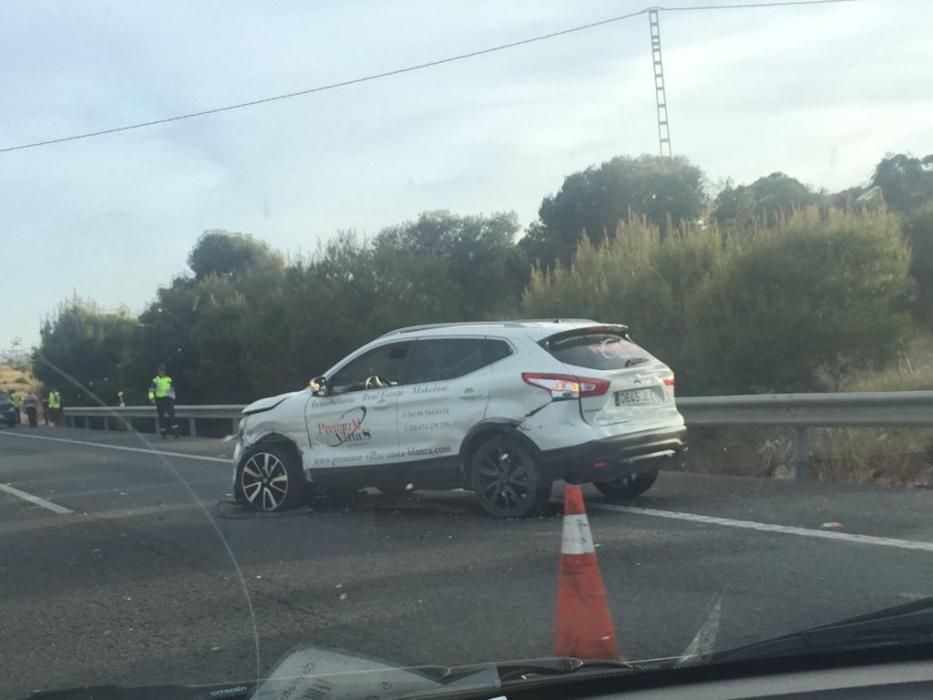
[233,320,686,517]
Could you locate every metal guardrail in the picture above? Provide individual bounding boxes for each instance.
[63,405,243,437]
[678,391,933,479]
[676,392,933,427]
[62,391,933,479]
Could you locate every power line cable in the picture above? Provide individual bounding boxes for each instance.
[663,0,856,10]
[0,0,858,154]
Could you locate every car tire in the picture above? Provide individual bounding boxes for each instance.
[594,469,659,499]
[236,444,306,512]
[471,433,551,518]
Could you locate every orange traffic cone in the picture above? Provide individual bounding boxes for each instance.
[552,484,620,660]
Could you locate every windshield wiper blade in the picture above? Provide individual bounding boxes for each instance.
[495,656,636,682]
[712,597,933,664]
[25,682,255,700]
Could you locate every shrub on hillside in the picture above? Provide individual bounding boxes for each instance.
[688,208,912,393]
[523,208,914,395]
[905,202,933,325]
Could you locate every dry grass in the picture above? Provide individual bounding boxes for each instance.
[0,362,38,393]
[685,426,798,480]
[812,427,933,486]
[813,336,933,486]
[683,334,933,487]
[685,424,933,487]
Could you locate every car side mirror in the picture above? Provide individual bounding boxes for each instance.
[309,376,329,396]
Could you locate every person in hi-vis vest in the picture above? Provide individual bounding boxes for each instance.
[148,364,179,439]
[9,389,22,425]
[47,389,62,426]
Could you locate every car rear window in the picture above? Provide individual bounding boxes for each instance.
[544,332,649,370]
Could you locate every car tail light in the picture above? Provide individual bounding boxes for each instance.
[662,374,675,386]
[521,372,610,399]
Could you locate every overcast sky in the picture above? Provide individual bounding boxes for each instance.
[2,0,932,350]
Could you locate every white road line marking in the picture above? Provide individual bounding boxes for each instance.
[0,431,231,464]
[591,503,933,553]
[0,483,73,514]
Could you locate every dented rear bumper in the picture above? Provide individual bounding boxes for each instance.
[539,426,687,483]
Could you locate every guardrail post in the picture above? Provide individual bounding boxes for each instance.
[231,418,238,436]
[103,416,110,431]
[794,426,810,481]
[189,417,197,437]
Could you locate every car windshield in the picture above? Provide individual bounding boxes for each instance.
[4,1,933,698]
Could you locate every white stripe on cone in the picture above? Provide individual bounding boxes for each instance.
[561,513,595,555]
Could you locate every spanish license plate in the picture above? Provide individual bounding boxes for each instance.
[614,388,662,406]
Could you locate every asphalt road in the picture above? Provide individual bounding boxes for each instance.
[2,425,933,698]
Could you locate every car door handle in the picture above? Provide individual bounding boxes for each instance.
[460,389,486,399]
[368,401,394,410]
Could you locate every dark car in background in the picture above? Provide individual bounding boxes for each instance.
[0,390,17,427]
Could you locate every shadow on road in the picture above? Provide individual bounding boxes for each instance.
[215,489,565,521]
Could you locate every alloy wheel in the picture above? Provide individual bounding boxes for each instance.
[240,451,290,511]
[475,440,534,515]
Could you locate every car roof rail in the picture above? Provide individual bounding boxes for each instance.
[378,318,600,338]
[380,321,515,337]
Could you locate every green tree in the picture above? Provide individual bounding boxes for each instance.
[872,153,933,213]
[689,208,912,393]
[188,230,279,280]
[523,218,724,387]
[523,209,913,395]
[186,276,252,403]
[127,278,203,404]
[33,299,137,406]
[128,231,288,403]
[278,231,466,382]
[712,172,817,228]
[522,155,706,267]
[829,185,870,210]
[375,210,525,317]
[904,202,933,325]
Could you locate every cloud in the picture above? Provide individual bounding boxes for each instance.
[2,0,933,348]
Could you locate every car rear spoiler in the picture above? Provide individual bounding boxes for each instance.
[540,324,631,349]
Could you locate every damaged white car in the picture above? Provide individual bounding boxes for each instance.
[233,320,686,518]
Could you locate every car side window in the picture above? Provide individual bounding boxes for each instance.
[329,342,412,394]
[485,339,513,364]
[407,338,510,384]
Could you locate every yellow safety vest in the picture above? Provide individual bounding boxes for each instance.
[9,391,21,407]
[48,391,61,409]
[149,376,174,400]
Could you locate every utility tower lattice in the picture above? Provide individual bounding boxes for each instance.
[649,9,672,157]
